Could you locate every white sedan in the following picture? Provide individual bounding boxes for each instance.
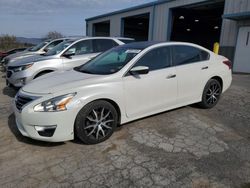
[13,42,232,144]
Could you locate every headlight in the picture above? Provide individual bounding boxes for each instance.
[13,63,33,72]
[34,93,76,112]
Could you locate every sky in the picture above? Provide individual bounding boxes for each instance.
[0,0,154,38]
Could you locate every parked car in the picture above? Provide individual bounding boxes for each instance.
[13,41,232,144]
[0,48,27,61]
[6,37,134,87]
[1,38,69,67]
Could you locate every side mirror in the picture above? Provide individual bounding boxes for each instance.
[62,51,75,58]
[129,66,149,75]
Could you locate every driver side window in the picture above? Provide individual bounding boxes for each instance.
[44,40,63,52]
[65,40,93,56]
[134,46,171,71]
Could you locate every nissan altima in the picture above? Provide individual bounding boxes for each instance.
[13,41,232,144]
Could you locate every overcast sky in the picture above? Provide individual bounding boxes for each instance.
[0,0,154,38]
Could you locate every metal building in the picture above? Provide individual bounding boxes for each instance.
[86,0,250,73]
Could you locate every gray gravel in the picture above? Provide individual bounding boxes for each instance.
[0,70,250,188]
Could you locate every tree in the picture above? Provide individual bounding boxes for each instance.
[0,34,32,51]
[45,31,63,40]
[0,35,19,51]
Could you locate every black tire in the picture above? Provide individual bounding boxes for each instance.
[75,100,118,144]
[199,79,222,109]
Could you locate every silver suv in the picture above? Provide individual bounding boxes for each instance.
[2,38,69,67]
[6,37,134,87]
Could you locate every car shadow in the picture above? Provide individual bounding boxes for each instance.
[8,113,65,147]
[189,103,206,109]
[2,86,18,98]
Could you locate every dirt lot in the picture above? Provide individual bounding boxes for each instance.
[0,70,250,188]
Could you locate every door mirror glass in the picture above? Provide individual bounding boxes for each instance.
[130,66,149,75]
[63,48,76,58]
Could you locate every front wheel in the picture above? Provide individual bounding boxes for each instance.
[75,100,118,144]
[199,79,222,109]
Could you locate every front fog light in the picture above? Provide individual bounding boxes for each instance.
[35,125,57,137]
[18,78,26,84]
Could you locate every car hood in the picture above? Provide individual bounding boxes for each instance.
[8,54,54,67]
[8,52,41,63]
[6,51,30,60]
[22,70,105,95]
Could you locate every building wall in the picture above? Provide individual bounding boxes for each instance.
[152,0,208,41]
[86,7,153,38]
[86,0,250,61]
[220,0,250,61]
[86,0,209,40]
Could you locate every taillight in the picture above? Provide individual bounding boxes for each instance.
[223,60,232,70]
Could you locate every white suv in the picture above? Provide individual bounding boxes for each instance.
[2,38,69,67]
[6,37,134,87]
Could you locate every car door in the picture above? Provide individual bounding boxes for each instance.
[172,45,210,104]
[62,40,98,70]
[123,46,177,118]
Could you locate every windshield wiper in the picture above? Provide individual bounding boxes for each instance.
[80,70,94,74]
[74,67,93,74]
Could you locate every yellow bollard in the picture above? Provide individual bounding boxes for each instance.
[213,42,220,54]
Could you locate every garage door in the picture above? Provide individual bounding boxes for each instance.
[234,27,250,73]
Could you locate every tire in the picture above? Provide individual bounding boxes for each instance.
[199,79,222,109]
[75,100,118,144]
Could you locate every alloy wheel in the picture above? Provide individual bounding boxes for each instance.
[84,107,114,140]
[206,82,221,105]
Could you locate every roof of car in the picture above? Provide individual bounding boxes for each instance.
[119,41,162,49]
[117,41,210,51]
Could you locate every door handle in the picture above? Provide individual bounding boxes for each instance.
[166,74,176,79]
[202,66,209,70]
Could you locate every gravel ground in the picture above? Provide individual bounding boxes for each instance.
[0,70,250,188]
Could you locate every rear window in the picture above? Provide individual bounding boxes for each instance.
[172,45,210,66]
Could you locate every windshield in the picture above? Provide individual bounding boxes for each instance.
[29,41,48,52]
[77,47,142,75]
[44,40,75,56]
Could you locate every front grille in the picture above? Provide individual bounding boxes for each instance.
[7,66,16,70]
[6,71,12,78]
[15,95,33,111]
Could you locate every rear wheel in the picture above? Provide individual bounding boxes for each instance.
[75,100,118,144]
[199,79,222,109]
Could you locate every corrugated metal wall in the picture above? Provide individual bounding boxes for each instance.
[87,7,153,38]
[152,0,208,41]
[220,0,250,61]
[220,0,250,46]
[87,0,209,41]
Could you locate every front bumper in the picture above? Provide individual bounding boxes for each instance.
[13,95,78,142]
[6,69,34,87]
